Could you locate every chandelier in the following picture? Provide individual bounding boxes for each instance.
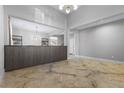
[59,5,78,14]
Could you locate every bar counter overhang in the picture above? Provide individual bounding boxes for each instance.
[4,46,67,71]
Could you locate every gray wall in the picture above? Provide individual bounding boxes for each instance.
[0,5,4,79]
[79,19,124,62]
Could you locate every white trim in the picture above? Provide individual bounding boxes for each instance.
[75,55,124,64]
[0,5,4,82]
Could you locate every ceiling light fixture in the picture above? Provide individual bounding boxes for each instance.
[59,5,78,14]
[59,5,64,10]
[73,5,78,10]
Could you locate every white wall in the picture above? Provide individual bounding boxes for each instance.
[68,5,124,29]
[69,31,79,55]
[0,5,4,80]
[73,31,79,55]
[4,5,67,45]
[69,33,74,54]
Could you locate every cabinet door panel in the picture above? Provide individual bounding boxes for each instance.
[5,47,13,71]
[5,46,67,71]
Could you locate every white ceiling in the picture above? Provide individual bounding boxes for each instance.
[11,17,64,35]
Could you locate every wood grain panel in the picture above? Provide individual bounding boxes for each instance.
[4,46,67,71]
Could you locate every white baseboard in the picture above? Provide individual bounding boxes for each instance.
[74,55,124,64]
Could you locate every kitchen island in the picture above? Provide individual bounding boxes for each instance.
[4,46,67,71]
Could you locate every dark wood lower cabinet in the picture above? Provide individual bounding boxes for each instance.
[4,46,67,71]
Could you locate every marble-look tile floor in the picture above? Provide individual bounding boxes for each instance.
[1,56,124,88]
